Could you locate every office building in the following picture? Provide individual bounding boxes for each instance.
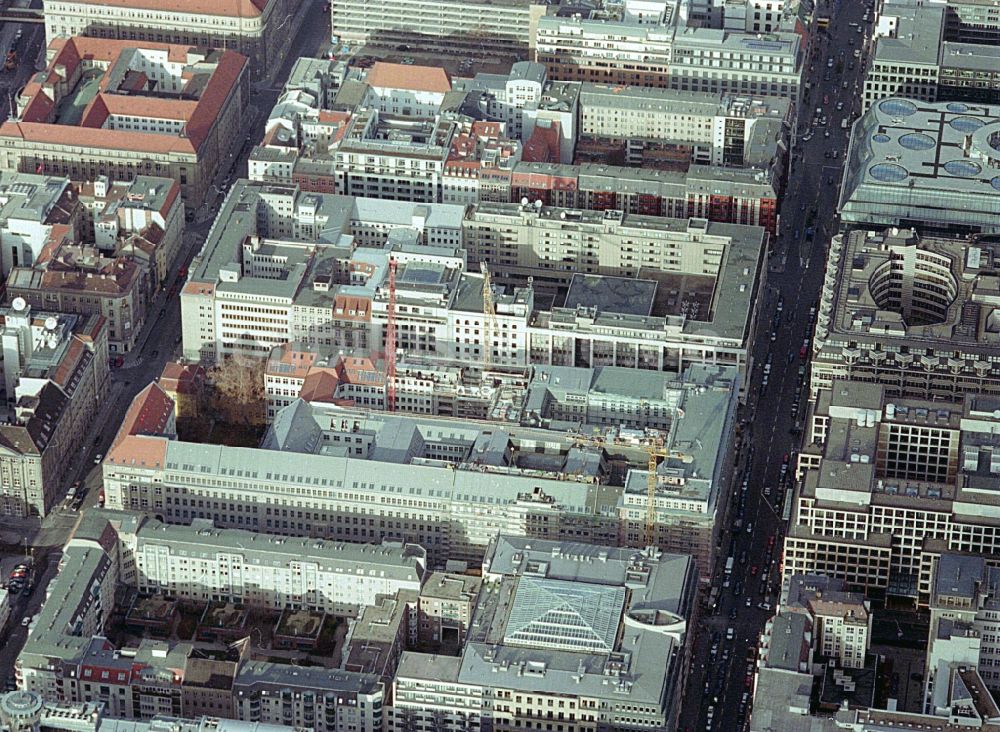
[42,0,295,80]
[535,2,804,105]
[178,183,521,365]
[749,611,1000,731]
[0,173,76,280]
[329,0,545,56]
[941,0,1000,44]
[105,364,739,576]
[0,38,248,204]
[182,182,767,395]
[864,3,1000,109]
[839,98,1000,233]
[784,381,1000,600]
[393,535,698,732]
[811,228,1000,402]
[0,301,108,517]
[5,175,183,354]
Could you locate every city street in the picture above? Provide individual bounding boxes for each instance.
[0,0,329,681]
[679,0,874,729]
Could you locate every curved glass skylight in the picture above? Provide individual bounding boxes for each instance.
[946,102,969,113]
[869,163,908,182]
[943,160,982,177]
[950,116,985,134]
[879,99,917,117]
[872,133,891,143]
[898,133,936,151]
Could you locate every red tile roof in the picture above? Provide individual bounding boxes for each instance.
[521,122,561,164]
[59,0,267,18]
[113,382,175,447]
[366,62,452,94]
[299,368,341,403]
[159,361,206,395]
[106,434,168,469]
[182,281,214,296]
[0,38,246,155]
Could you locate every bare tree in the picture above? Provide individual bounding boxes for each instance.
[209,355,266,427]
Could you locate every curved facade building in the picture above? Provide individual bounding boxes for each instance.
[838,97,1000,233]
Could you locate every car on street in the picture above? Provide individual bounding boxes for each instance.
[94,453,103,464]
[21,616,30,627]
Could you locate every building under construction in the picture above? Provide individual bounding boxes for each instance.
[105,363,740,581]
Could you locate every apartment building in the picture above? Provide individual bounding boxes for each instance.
[126,501,426,615]
[232,664,383,732]
[104,364,738,576]
[417,572,481,646]
[508,163,780,233]
[0,38,248,204]
[6,175,183,354]
[451,62,579,163]
[864,2,1000,110]
[839,98,1000,233]
[252,59,786,229]
[330,0,545,56]
[576,85,791,169]
[928,554,1000,692]
[810,228,1000,402]
[781,574,873,670]
[393,535,698,732]
[0,690,301,732]
[16,510,389,730]
[266,345,726,433]
[784,381,1000,601]
[184,182,767,394]
[0,301,108,517]
[809,597,872,670]
[42,0,294,80]
[464,203,767,386]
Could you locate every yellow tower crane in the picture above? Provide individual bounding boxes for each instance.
[645,441,668,547]
[480,261,500,369]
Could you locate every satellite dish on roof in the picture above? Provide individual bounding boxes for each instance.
[44,317,57,331]
[11,297,26,312]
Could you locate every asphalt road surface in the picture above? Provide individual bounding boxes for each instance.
[679,0,875,729]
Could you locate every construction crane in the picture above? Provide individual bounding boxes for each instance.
[645,442,668,547]
[573,432,668,548]
[480,261,500,369]
[385,258,398,412]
